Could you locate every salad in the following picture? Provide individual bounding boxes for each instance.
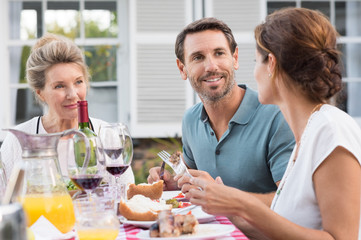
[165,192,191,208]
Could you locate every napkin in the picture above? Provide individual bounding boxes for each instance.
[30,216,76,240]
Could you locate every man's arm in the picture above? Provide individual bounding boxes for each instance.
[266,110,294,201]
[249,192,275,207]
[248,181,280,207]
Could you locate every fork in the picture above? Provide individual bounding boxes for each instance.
[159,161,166,180]
[157,150,193,179]
[172,204,198,214]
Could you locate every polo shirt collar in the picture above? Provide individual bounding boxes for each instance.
[231,85,259,125]
[200,106,209,123]
[200,84,260,125]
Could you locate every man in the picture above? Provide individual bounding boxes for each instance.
[148,17,294,206]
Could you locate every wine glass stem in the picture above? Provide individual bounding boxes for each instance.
[114,176,126,201]
[85,190,93,200]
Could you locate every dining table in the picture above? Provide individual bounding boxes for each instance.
[115,215,249,240]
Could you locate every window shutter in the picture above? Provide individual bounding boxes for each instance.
[212,0,261,32]
[130,0,192,137]
[137,44,186,124]
[237,44,257,90]
[136,0,187,32]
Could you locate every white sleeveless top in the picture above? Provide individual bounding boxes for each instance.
[271,104,361,238]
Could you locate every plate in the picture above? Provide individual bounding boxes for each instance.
[121,206,215,228]
[122,218,156,228]
[187,206,215,224]
[136,224,235,239]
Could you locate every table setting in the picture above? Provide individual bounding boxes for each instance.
[116,190,249,240]
[0,124,249,240]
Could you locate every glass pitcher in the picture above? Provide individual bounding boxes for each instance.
[5,128,91,234]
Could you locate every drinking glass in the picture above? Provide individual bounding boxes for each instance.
[66,137,105,199]
[73,196,120,240]
[98,123,133,201]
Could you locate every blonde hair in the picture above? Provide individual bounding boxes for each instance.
[26,33,90,102]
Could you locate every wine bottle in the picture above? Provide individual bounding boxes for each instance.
[74,100,97,168]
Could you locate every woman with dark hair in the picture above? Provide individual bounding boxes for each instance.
[187,8,361,239]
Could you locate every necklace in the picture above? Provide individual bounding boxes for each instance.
[272,103,324,207]
[291,103,324,163]
[310,103,324,117]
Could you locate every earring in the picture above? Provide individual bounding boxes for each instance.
[268,73,272,78]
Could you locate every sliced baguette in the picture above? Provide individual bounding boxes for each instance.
[119,194,172,221]
[127,180,163,200]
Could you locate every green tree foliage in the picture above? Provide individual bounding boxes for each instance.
[132,138,182,184]
[44,11,118,82]
[19,46,31,83]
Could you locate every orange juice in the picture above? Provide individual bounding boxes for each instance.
[77,228,119,240]
[20,193,75,233]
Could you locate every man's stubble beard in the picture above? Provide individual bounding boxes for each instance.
[189,71,236,104]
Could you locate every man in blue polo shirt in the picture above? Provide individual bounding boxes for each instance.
[148,17,294,205]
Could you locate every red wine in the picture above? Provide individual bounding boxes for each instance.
[71,174,102,190]
[104,148,123,159]
[106,164,129,176]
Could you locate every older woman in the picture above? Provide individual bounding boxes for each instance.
[1,33,134,186]
[186,8,361,239]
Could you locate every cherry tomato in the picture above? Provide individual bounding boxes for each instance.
[178,202,191,208]
[173,192,185,199]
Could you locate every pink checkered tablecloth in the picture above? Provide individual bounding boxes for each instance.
[116,216,249,240]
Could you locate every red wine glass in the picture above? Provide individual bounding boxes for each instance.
[98,123,133,200]
[66,137,105,199]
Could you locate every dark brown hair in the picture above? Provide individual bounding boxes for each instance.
[254,8,342,102]
[175,17,237,63]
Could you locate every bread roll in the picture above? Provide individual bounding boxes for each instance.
[127,180,163,200]
[119,194,172,221]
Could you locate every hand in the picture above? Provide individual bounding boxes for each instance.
[175,170,215,195]
[147,167,179,190]
[186,176,242,216]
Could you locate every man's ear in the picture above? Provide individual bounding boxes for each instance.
[176,59,188,80]
[233,46,239,70]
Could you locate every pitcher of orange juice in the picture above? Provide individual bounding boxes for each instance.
[5,128,91,234]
